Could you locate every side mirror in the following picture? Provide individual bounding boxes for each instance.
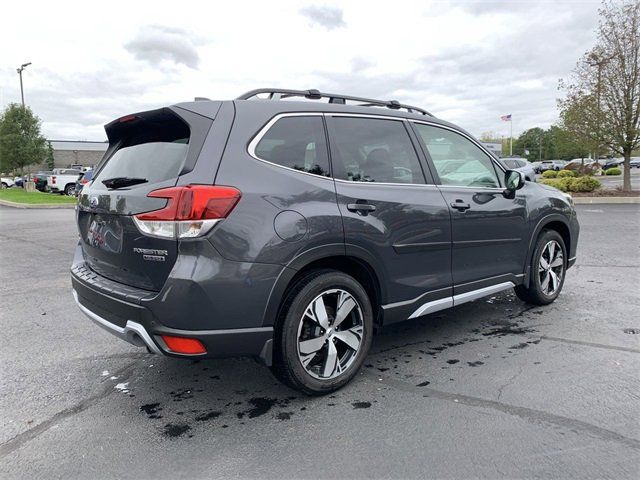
[504,170,525,197]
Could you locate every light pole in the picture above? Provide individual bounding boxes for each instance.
[586,51,613,161]
[16,62,31,107]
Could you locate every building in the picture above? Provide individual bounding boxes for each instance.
[481,142,502,158]
[48,140,107,168]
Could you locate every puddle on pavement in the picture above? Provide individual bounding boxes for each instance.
[125,295,550,440]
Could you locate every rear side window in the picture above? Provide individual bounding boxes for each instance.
[503,159,519,169]
[254,116,330,177]
[93,114,189,190]
[328,117,425,184]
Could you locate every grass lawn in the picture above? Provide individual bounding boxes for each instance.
[0,188,77,205]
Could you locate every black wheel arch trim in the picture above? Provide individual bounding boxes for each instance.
[524,214,573,278]
[260,243,389,327]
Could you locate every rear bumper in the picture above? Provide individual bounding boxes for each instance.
[72,268,274,364]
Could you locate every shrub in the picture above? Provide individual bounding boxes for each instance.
[557,170,577,178]
[542,170,558,178]
[570,176,601,192]
[539,176,601,193]
[539,178,568,191]
[605,167,621,175]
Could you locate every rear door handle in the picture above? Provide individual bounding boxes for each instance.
[450,201,471,211]
[347,202,376,215]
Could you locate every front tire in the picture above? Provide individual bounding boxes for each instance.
[271,270,373,395]
[64,184,75,196]
[515,229,567,305]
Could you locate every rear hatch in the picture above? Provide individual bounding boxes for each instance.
[77,107,210,291]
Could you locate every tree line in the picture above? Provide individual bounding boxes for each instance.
[480,125,599,161]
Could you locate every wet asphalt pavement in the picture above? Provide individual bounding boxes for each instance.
[0,204,638,479]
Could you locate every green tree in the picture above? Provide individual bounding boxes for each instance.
[514,128,546,161]
[0,104,47,174]
[559,0,640,191]
[46,141,55,170]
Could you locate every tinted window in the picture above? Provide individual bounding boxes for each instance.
[414,124,501,188]
[503,159,519,169]
[329,117,425,184]
[255,116,330,177]
[93,141,188,190]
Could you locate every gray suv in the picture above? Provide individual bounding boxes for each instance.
[72,88,579,394]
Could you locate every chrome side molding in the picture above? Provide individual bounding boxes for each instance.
[408,297,453,319]
[408,281,515,320]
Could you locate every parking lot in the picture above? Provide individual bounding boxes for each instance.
[0,204,638,479]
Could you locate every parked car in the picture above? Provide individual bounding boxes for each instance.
[539,160,565,172]
[74,169,94,196]
[13,176,25,188]
[601,158,624,170]
[47,168,82,195]
[1,177,15,188]
[630,157,640,168]
[530,161,542,174]
[71,88,580,394]
[33,171,53,192]
[500,157,537,182]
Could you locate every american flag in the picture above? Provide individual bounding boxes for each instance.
[501,114,512,121]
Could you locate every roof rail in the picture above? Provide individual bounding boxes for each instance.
[236,88,433,116]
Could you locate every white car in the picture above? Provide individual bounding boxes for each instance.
[501,157,537,182]
[47,168,82,195]
[1,177,15,188]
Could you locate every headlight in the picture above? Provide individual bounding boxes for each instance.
[562,192,574,207]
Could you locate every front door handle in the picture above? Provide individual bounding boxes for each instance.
[347,202,376,216]
[450,200,471,211]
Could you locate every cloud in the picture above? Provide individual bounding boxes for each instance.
[299,5,346,30]
[124,25,201,69]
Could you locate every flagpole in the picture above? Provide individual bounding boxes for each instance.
[509,117,513,156]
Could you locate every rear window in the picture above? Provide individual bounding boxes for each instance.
[93,114,189,190]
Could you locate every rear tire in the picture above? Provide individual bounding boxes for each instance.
[271,269,373,395]
[515,229,567,305]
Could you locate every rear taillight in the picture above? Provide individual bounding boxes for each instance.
[133,185,241,239]
[81,178,89,184]
[51,176,56,184]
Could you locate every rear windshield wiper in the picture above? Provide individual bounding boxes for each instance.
[101,177,148,189]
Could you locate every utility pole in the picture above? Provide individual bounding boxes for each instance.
[16,62,31,107]
[539,134,542,161]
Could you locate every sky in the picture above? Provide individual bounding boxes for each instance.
[0,0,601,141]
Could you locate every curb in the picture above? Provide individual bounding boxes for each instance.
[0,199,76,209]
[573,197,640,204]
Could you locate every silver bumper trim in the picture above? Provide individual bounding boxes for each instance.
[72,289,162,354]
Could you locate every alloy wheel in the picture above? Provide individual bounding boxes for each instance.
[539,240,564,296]
[296,288,364,380]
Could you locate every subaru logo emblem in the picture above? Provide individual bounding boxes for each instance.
[89,196,99,209]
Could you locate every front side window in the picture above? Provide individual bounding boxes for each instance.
[254,116,330,177]
[413,124,501,188]
[328,117,425,184]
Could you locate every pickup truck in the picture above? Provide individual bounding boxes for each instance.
[47,169,82,195]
